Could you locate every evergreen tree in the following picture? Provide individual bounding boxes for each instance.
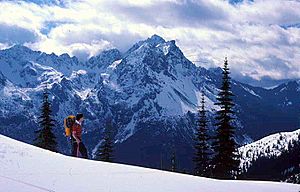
[95,121,114,162]
[212,58,240,179]
[171,151,176,172]
[34,87,57,152]
[193,92,211,177]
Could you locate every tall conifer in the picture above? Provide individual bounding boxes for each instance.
[193,92,211,176]
[212,58,240,179]
[171,151,177,172]
[95,121,114,162]
[34,87,57,152]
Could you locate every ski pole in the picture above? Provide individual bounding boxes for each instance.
[77,142,80,157]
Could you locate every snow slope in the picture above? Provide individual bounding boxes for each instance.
[0,135,299,192]
[239,129,300,171]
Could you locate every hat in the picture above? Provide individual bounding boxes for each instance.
[76,113,84,121]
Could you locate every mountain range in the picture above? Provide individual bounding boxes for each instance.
[0,34,299,171]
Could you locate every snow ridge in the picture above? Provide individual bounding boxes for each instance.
[239,129,300,171]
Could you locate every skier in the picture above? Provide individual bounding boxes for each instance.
[71,113,88,159]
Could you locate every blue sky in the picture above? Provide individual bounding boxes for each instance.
[0,0,299,86]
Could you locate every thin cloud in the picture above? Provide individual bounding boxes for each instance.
[105,0,228,28]
[0,0,299,84]
[0,23,39,44]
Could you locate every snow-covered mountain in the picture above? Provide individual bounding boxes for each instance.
[239,129,300,171]
[0,34,299,171]
[234,80,300,139]
[1,134,299,192]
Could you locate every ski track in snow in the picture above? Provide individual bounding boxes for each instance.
[0,175,54,192]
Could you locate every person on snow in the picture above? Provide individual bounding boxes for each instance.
[72,113,88,159]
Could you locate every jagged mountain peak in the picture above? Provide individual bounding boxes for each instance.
[6,44,34,52]
[94,48,122,61]
[284,80,299,88]
[2,45,81,65]
[123,35,186,67]
[87,48,122,69]
[125,34,167,55]
[102,48,121,55]
[271,80,300,94]
[146,34,166,45]
[0,44,41,61]
[59,53,72,59]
